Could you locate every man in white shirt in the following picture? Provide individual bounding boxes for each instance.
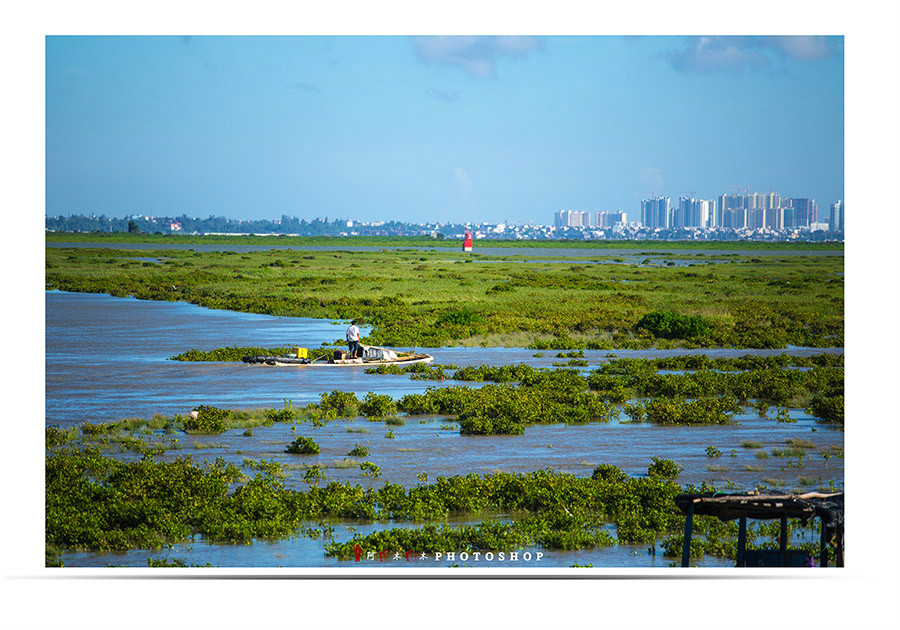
[346,320,361,358]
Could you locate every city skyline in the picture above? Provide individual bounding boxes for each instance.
[46,35,844,225]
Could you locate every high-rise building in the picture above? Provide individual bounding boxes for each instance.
[677,197,714,228]
[718,190,787,229]
[718,193,748,229]
[829,200,843,232]
[641,196,670,229]
[765,205,784,230]
[554,210,590,228]
[748,206,765,229]
[718,193,747,229]
[596,211,627,228]
[785,198,816,228]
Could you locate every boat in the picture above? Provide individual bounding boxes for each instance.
[242,345,434,367]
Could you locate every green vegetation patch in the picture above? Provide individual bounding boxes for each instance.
[635,310,710,340]
[286,436,320,455]
[46,244,843,349]
[183,405,230,434]
[46,447,839,564]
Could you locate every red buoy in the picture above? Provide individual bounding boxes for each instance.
[463,230,473,252]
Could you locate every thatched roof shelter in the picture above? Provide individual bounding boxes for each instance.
[673,491,844,567]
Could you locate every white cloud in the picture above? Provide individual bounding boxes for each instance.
[665,36,835,74]
[412,36,543,78]
[767,36,831,60]
[454,167,473,192]
[667,37,769,74]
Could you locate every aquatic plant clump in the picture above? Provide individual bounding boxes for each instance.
[46,449,692,556]
[347,444,370,457]
[590,357,843,411]
[359,393,397,418]
[647,457,682,479]
[642,397,741,426]
[286,436,320,455]
[183,405,230,434]
[319,391,361,419]
[394,380,618,436]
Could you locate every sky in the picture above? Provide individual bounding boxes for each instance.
[45,34,845,225]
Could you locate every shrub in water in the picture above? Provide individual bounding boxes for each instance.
[647,457,682,479]
[183,405,229,434]
[319,391,360,419]
[360,392,397,419]
[286,436,320,455]
[265,407,295,423]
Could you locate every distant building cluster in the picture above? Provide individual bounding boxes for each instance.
[46,193,844,244]
[716,192,819,230]
[554,210,627,229]
[637,192,826,231]
[547,190,842,242]
[553,190,842,237]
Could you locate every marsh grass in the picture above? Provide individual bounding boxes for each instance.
[118,417,149,431]
[740,440,763,449]
[772,447,807,458]
[347,444,370,457]
[46,243,843,349]
[784,438,817,450]
[330,458,361,469]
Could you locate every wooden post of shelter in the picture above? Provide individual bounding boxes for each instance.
[680,502,694,568]
[736,516,747,566]
[779,515,788,566]
[835,527,844,567]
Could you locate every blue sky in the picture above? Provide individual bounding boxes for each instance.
[46,35,844,225]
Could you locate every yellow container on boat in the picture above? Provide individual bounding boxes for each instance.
[291,347,308,359]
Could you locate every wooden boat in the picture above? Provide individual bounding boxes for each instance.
[242,345,434,367]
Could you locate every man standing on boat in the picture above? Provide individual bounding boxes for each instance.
[346,320,361,358]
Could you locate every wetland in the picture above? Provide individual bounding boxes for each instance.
[44,238,844,569]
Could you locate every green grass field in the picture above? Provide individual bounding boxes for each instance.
[45,237,843,349]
